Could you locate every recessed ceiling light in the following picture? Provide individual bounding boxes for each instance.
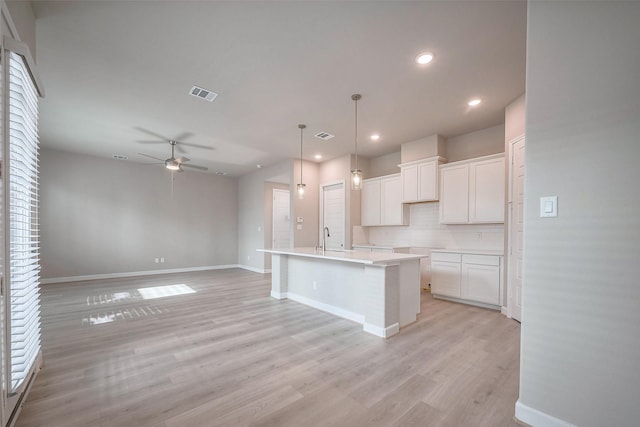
[370,134,380,141]
[256,164,262,169]
[314,154,322,160]
[468,98,482,107]
[216,171,227,176]
[415,52,434,65]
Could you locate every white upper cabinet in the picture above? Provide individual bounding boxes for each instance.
[399,156,446,203]
[361,178,381,226]
[469,157,505,222]
[361,174,408,226]
[440,164,470,224]
[439,153,505,224]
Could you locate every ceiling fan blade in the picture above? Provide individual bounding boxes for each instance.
[175,144,187,154]
[139,153,166,162]
[136,140,166,144]
[176,156,191,163]
[134,126,170,141]
[181,163,208,171]
[173,131,193,142]
[178,141,214,150]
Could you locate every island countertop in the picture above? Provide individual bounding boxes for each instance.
[258,247,426,265]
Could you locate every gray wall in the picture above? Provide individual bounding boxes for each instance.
[238,159,293,272]
[238,159,321,272]
[40,148,238,279]
[520,2,640,426]
[445,124,505,162]
[368,151,401,178]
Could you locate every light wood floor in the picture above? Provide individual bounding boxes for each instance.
[16,269,521,427]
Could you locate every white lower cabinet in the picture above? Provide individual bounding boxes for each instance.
[431,260,461,297]
[431,251,502,308]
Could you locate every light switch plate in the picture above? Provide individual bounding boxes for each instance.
[297,216,304,223]
[540,196,558,217]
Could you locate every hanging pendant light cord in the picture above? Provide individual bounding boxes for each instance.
[298,124,306,186]
[354,97,358,171]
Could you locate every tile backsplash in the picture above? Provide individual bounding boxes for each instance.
[359,202,504,251]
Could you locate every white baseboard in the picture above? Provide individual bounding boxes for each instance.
[284,291,365,325]
[363,322,400,338]
[270,290,287,299]
[501,306,510,317]
[515,400,576,427]
[41,264,243,284]
[237,264,270,274]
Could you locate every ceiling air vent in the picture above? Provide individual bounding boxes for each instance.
[314,131,335,141]
[189,85,218,102]
[216,171,228,176]
[112,154,128,160]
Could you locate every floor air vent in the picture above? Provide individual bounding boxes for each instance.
[190,86,218,102]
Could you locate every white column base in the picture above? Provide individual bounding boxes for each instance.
[515,400,576,427]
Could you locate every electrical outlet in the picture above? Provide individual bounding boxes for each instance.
[160,257,165,263]
[247,255,250,261]
[313,281,317,290]
[155,258,159,263]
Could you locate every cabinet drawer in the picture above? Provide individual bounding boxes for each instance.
[431,252,462,263]
[461,254,500,266]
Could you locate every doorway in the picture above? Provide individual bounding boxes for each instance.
[272,188,291,249]
[321,182,345,250]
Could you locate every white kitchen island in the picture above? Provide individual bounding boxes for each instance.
[258,247,425,338]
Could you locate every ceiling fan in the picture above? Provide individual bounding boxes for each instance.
[135,127,212,172]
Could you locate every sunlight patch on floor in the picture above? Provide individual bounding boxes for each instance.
[137,284,196,300]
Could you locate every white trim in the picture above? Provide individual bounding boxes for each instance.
[363,322,400,338]
[515,400,576,427]
[507,134,526,322]
[270,291,287,299]
[284,291,365,325]
[501,306,510,317]
[41,264,244,284]
[432,294,501,311]
[237,264,270,274]
[397,155,447,168]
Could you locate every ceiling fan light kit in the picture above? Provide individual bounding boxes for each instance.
[137,132,209,172]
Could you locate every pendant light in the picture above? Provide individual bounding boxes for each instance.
[351,94,363,190]
[297,124,306,199]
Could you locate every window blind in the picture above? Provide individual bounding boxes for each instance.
[8,51,41,392]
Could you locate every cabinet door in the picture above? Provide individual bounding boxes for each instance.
[361,179,381,226]
[431,261,461,297]
[381,175,404,225]
[401,164,418,203]
[461,262,500,305]
[440,164,469,224]
[469,157,505,223]
[418,161,438,201]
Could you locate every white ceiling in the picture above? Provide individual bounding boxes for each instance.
[32,1,526,176]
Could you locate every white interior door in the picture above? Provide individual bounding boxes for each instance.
[322,182,345,250]
[508,136,525,321]
[272,188,291,248]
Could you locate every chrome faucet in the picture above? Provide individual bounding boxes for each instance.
[322,227,330,254]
